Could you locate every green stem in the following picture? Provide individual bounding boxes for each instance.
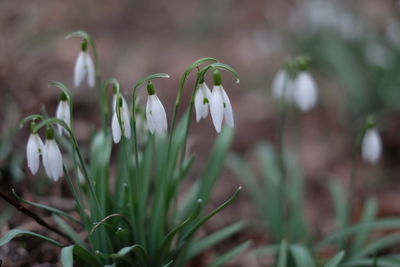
[277,83,289,241]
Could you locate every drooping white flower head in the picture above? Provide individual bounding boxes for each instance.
[26,133,44,175]
[292,71,318,112]
[42,128,63,181]
[146,83,168,134]
[56,92,71,136]
[361,127,382,164]
[194,82,212,122]
[111,94,131,143]
[209,70,234,133]
[272,69,294,102]
[74,42,95,88]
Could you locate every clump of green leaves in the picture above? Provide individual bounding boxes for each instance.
[0,31,249,266]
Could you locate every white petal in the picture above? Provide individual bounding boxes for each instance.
[56,101,71,135]
[26,134,43,175]
[362,128,382,164]
[210,86,224,133]
[200,83,211,119]
[43,140,63,181]
[74,52,86,87]
[194,87,205,122]
[146,97,155,134]
[111,112,122,143]
[293,72,318,111]
[221,86,234,128]
[122,104,131,139]
[149,95,168,134]
[85,53,96,87]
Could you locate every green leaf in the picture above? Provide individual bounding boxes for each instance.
[11,189,82,226]
[289,244,315,267]
[324,251,345,267]
[208,241,251,267]
[61,245,101,267]
[352,234,400,260]
[89,131,112,209]
[186,221,245,260]
[196,126,234,208]
[114,245,148,266]
[0,229,64,247]
[133,73,170,92]
[179,187,242,244]
[53,215,86,248]
[350,197,378,256]
[340,257,400,267]
[158,199,203,258]
[329,179,349,248]
[258,143,284,240]
[277,239,288,267]
[210,62,240,83]
[316,218,400,249]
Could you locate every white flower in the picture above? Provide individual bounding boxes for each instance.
[111,95,131,143]
[362,128,382,164]
[74,51,95,88]
[194,82,212,122]
[146,94,168,134]
[272,70,293,102]
[210,85,234,133]
[292,72,318,112]
[56,100,71,135]
[26,133,44,175]
[43,139,63,181]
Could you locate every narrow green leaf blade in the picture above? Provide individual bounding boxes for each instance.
[289,244,315,267]
[208,241,251,267]
[0,229,64,247]
[324,251,345,267]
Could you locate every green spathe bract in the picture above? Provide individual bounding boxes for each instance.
[1,31,247,266]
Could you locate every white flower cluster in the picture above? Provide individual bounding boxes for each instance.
[26,129,63,181]
[194,70,234,133]
[272,70,318,112]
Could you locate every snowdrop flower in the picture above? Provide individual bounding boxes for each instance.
[111,94,131,143]
[26,132,44,175]
[146,82,168,134]
[42,127,63,181]
[361,128,382,164]
[74,41,95,88]
[292,72,318,112]
[194,81,212,122]
[55,92,71,136]
[272,70,293,102]
[209,69,234,133]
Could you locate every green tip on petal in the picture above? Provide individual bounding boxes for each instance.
[147,82,155,95]
[46,126,55,140]
[60,91,68,101]
[213,69,222,86]
[81,40,88,51]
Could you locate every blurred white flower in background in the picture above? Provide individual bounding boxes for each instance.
[272,70,318,112]
[56,98,71,136]
[361,128,382,164]
[292,72,318,112]
[74,51,95,88]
